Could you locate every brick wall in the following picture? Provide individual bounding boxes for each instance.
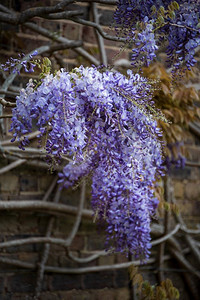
[0,0,200,299]
[0,162,134,299]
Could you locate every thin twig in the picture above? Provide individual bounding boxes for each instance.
[189,122,200,138]
[6,155,62,170]
[185,161,200,168]
[180,227,200,235]
[70,16,126,43]
[25,22,100,66]
[0,236,68,249]
[91,3,108,66]
[42,176,58,202]
[2,146,46,154]
[67,250,107,263]
[66,180,86,246]
[167,21,200,34]
[1,130,42,146]
[2,151,46,160]
[0,252,198,275]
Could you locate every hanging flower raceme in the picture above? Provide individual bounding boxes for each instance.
[10,66,164,259]
[114,0,200,69]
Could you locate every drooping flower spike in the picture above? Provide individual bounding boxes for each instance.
[115,1,200,69]
[10,66,164,259]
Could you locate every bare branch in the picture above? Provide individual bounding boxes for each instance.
[167,21,200,34]
[0,1,77,24]
[189,122,200,138]
[171,194,200,265]
[0,159,26,175]
[67,250,107,263]
[42,176,58,202]
[42,257,156,273]
[180,227,200,235]
[0,256,33,269]
[0,90,18,97]
[45,10,84,20]
[35,184,61,298]
[91,3,108,65]
[0,4,12,14]
[47,41,83,52]
[70,16,126,42]
[185,161,200,168]
[25,22,99,66]
[151,224,181,247]
[0,114,12,119]
[0,236,70,249]
[5,155,60,170]
[2,146,46,154]
[66,180,86,245]
[0,12,17,24]
[157,176,171,283]
[0,1,117,24]
[0,255,157,275]
[0,200,93,218]
[1,130,42,146]
[81,0,117,3]
[151,223,181,251]
[2,151,46,160]
[0,97,16,107]
[169,246,200,279]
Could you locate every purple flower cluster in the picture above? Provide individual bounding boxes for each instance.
[0,51,38,74]
[132,19,158,66]
[10,66,164,259]
[166,3,200,69]
[115,1,200,69]
[165,142,186,170]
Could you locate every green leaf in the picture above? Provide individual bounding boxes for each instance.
[157,15,165,25]
[168,10,176,20]
[156,286,167,300]
[172,1,180,10]
[151,5,157,15]
[168,287,180,299]
[159,6,165,16]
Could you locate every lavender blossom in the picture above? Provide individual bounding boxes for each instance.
[10,66,164,259]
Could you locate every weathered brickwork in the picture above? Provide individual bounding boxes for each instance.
[0,0,200,299]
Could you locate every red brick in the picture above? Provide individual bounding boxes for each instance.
[70,235,85,251]
[185,181,200,199]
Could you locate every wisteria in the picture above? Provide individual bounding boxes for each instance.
[0,50,38,74]
[10,66,164,259]
[115,0,200,69]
